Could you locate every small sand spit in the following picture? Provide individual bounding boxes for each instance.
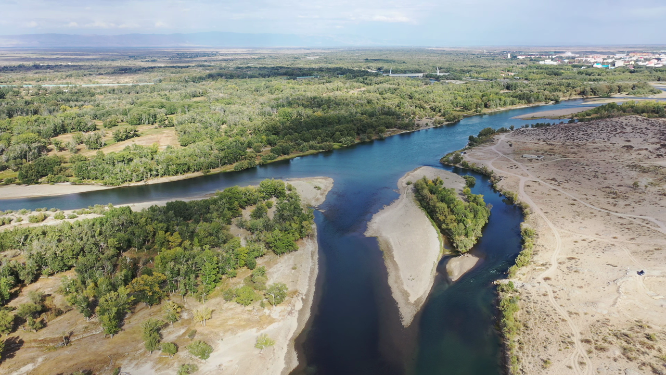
[365,166,466,326]
[0,182,110,200]
[445,253,481,282]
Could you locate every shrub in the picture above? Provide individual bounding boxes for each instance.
[177,364,198,375]
[186,340,213,360]
[28,213,48,223]
[54,212,66,220]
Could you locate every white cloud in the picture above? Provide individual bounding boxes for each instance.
[66,21,78,27]
[155,21,168,28]
[371,14,412,23]
[26,21,38,28]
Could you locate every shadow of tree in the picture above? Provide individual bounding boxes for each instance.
[1,336,24,363]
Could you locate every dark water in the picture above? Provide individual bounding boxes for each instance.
[1,101,585,374]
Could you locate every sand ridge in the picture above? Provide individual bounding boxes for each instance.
[365,166,471,326]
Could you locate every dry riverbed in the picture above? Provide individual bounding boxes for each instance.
[0,177,333,375]
[462,116,666,375]
[365,166,480,326]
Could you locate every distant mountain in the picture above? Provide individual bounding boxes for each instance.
[0,32,362,48]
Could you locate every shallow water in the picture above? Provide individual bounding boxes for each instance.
[2,100,587,374]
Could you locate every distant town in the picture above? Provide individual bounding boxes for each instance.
[517,51,666,68]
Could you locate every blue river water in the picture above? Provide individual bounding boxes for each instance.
[0,100,588,374]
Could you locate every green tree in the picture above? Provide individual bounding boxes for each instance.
[186,340,213,360]
[97,288,132,337]
[0,277,14,305]
[142,318,164,353]
[128,273,166,307]
[255,333,275,352]
[265,283,288,306]
[234,286,258,306]
[177,364,198,375]
[161,342,178,358]
[0,310,14,335]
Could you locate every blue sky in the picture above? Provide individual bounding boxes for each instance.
[0,0,664,45]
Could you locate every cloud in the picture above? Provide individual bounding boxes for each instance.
[370,14,412,23]
[155,21,168,28]
[26,21,38,28]
[66,21,78,27]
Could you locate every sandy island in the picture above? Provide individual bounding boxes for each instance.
[0,177,333,375]
[512,107,595,120]
[463,117,666,374]
[365,166,480,326]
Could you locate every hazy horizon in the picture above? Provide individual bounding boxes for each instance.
[1,0,664,46]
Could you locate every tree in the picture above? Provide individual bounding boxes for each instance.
[97,288,132,337]
[161,342,178,358]
[255,333,275,352]
[0,277,13,305]
[142,319,164,353]
[0,310,14,335]
[234,286,258,306]
[162,301,182,327]
[265,283,288,306]
[186,340,213,360]
[193,307,212,327]
[128,273,166,307]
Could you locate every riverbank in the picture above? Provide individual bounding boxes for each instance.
[365,166,465,326]
[461,117,666,374]
[512,107,595,120]
[0,182,111,200]
[0,99,592,201]
[0,177,332,375]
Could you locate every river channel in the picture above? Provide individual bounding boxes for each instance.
[1,100,591,374]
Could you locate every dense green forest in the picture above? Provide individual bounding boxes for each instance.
[0,49,664,185]
[0,179,313,335]
[414,176,491,253]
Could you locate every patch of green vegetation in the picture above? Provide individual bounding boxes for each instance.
[414,176,490,253]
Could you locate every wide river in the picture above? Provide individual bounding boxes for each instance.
[1,100,591,374]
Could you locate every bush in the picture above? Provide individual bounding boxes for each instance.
[234,286,258,306]
[54,212,66,220]
[186,340,213,360]
[177,364,198,375]
[161,342,178,357]
[28,213,48,223]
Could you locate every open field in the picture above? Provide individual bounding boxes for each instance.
[462,116,666,374]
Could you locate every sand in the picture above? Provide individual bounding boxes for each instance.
[0,177,331,375]
[462,116,666,374]
[512,107,595,120]
[445,253,481,282]
[0,183,111,200]
[365,166,466,326]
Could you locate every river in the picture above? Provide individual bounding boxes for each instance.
[0,100,589,374]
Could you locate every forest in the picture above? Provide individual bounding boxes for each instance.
[0,49,664,186]
[413,176,491,253]
[0,179,313,338]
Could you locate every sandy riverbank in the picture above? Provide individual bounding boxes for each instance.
[0,182,111,200]
[365,166,466,326]
[512,107,595,120]
[463,117,666,374]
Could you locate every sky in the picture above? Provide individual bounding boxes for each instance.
[0,0,665,46]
